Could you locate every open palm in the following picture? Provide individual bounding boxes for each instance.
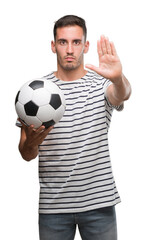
[86,35,122,83]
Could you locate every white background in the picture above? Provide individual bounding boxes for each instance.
[0,0,146,239]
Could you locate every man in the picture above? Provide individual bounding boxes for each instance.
[18,15,131,240]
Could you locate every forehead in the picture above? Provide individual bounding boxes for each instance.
[56,25,84,41]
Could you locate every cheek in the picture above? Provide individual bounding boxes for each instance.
[56,48,65,59]
[76,47,84,59]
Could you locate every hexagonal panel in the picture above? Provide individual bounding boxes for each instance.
[44,80,61,94]
[24,101,39,116]
[37,105,55,122]
[19,85,33,105]
[29,80,44,90]
[50,94,61,110]
[24,115,42,128]
[32,88,51,106]
[20,119,28,126]
[15,102,26,120]
[59,92,66,108]
[53,105,65,123]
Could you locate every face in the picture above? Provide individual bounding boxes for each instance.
[51,26,89,71]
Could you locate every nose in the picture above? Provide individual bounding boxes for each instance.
[66,43,74,54]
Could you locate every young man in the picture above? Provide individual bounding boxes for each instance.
[18,15,131,240]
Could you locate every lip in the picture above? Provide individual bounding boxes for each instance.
[65,57,75,61]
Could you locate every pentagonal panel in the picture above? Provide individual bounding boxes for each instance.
[50,94,61,110]
[32,88,51,106]
[15,91,20,104]
[24,101,39,116]
[37,105,55,122]
[29,80,44,90]
[42,120,55,129]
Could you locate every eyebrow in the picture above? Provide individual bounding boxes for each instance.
[57,38,82,42]
[57,38,67,42]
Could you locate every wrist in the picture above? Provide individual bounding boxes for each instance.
[112,74,123,87]
[20,140,38,161]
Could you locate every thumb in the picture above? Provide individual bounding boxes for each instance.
[85,64,101,74]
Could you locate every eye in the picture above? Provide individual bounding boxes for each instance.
[59,40,67,46]
[73,40,81,45]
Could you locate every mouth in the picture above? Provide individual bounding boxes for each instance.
[65,56,75,62]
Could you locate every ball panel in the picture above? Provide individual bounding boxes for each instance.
[15,102,26,120]
[59,93,66,108]
[20,119,28,126]
[24,116,42,128]
[19,85,33,104]
[37,105,55,122]
[42,120,55,129]
[24,101,39,116]
[32,88,51,106]
[53,105,66,123]
[15,91,20,104]
[29,80,44,90]
[50,94,61,110]
[44,80,61,94]
[45,80,66,108]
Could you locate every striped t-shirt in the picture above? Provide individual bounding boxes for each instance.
[37,71,123,214]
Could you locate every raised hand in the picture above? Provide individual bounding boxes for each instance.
[85,35,123,84]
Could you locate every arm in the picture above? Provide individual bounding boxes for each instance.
[106,73,131,106]
[86,35,131,106]
[19,122,54,161]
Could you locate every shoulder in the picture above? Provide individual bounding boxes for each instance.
[42,72,56,81]
[86,71,112,90]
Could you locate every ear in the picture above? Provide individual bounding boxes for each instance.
[51,41,56,53]
[84,41,89,54]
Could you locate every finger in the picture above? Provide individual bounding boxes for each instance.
[40,125,54,139]
[44,125,54,133]
[97,40,103,57]
[105,37,112,55]
[85,64,101,75]
[85,64,98,71]
[27,124,35,134]
[110,41,117,56]
[35,125,45,133]
[100,35,107,54]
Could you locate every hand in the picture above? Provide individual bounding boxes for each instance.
[19,119,54,148]
[85,35,123,84]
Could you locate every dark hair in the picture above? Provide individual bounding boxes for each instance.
[53,15,87,41]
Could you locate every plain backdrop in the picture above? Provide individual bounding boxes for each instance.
[0,0,146,239]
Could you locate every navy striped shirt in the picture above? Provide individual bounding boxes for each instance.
[37,71,123,214]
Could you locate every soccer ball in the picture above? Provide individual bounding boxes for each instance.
[15,78,66,128]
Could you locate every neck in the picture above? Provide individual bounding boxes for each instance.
[54,65,87,81]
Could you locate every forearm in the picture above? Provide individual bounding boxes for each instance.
[19,139,38,161]
[108,74,131,106]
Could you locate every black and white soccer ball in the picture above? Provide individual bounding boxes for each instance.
[15,78,66,128]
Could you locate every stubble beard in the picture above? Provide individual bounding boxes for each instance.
[57,53,84,71]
